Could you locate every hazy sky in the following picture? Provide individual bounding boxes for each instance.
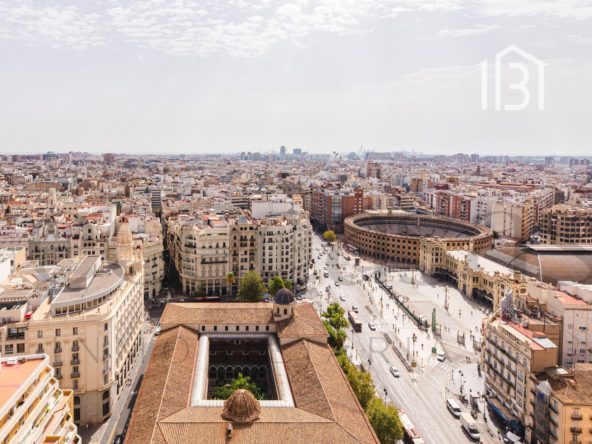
[1,0,591,156]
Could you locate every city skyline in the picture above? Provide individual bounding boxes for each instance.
[1,0,591,156]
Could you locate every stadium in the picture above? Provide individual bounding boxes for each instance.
[344,212,493,266]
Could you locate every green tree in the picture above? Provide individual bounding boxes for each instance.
[322,303,349,331]
[212,373,265,400]
[238,271,265,302]
[226,272,236,296]
[323,230,336,243]
[323,320,347,350]
[284,279,294,290]
[347,368,375,410]
[268,275,285,296]
[366,397,404,443]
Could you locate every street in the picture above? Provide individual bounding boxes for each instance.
[305,234,504,444]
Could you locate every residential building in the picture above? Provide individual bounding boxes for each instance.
[539,205,592,244]
[0,229,144,425]
[0,353,80,444]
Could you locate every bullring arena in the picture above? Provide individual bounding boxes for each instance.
[344,212,493,268]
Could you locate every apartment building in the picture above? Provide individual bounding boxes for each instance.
[0,237,144,425]
[526,281,592,369]
[491,200,535,241]
[0,354,80,444]
[310,187,370,232]
[168,209,311,296]
[539,205,592,244]
[483,317,558,433]
[528,366,592,444]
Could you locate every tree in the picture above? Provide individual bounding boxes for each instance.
[323,320,347,350]
[268,275,285,296]
[226,272,236,296]
[212,373,265,400]
[322,303,349,331]
[366,397,404,443]
[238,271,265,302]
[284,279,294,290]
[347,368,375,410]
[323,230,336,243]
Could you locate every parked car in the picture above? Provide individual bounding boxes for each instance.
[368,322,376,331]
[389,367,400,378]
[340,295,346,302]
[437,352,446,362]
[335,282,340,287]
[446,398,462,418]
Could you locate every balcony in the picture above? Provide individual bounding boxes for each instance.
[54,347,62,354]
[570,427,582,434]
[71,371,80,378]
[571,413,583,420]
[55,374,63,380]
[53,361,63,367]
[71,344,79,352]
[71,358,80,365]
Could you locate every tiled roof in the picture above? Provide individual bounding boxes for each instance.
[125,326,198,444]
[127,303,379,444]
[160,302,274,329]
[276,303,328,341]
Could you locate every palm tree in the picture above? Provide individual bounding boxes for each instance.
[226,272,236,297]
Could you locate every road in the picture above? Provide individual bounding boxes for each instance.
[305,235,503,444]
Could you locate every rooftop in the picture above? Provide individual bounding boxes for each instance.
[126,302,378,444]
[0,355,46,409]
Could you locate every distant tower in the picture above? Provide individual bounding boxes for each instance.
[115,223,134,262]
[279,146,287,161]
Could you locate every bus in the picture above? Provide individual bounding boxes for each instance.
[348,310,362,332]
[399,411,426,444]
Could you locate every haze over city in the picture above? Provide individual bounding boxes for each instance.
[1,0,591,155]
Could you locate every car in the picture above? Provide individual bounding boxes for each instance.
[113,435,124,444]
[340,295,346,302]
[351,305,359,313]
[389,367,400,378]
[323,272,329,278]
[368,322,376,331]
[335,282,340,287]
[338,276,343,282]
[437,352,446,362]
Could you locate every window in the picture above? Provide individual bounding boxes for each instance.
[73,327,78,335]
[4,344,14,355]
[104,323,108,331]
[55,328,61,337]
[37,330,43,339]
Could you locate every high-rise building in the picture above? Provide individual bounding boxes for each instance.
[0,354,80,443]
[279,145,286,161]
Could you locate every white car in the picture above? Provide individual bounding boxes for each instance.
[437,352,446,362]
[334,282,340,287]
[368,322,376,331]
[389,367,400,378]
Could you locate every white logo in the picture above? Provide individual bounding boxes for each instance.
[480,45,546,111]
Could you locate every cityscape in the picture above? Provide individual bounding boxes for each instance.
[1,1,592,443]
[0,151,591,444]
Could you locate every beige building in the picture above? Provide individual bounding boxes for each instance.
[528,366,592,444]
[483,317,558,431]
[539,205,592,245]
[0,354,80,444]
[443,250,525,308]
[0,229,144,425]
[168,210,311,296]
[491,200,534,241]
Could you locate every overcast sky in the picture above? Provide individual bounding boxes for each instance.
[1,0,591,156]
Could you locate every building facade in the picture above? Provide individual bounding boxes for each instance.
[539,205,592,244]
[0,354,80,444]
[0,236,144,425]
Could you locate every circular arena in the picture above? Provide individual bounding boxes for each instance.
[344,213,492,266]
